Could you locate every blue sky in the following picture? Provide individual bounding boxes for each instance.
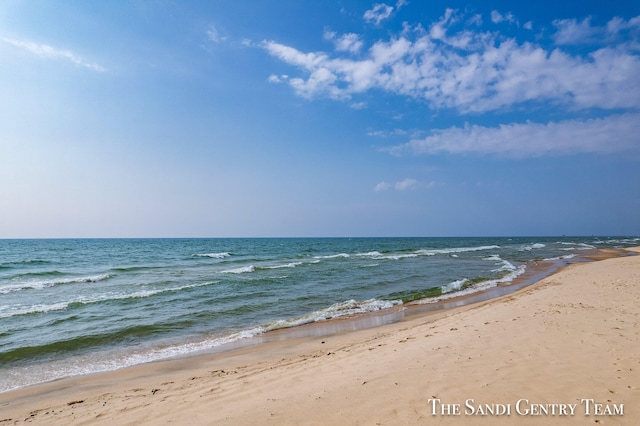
[1,0,639,238]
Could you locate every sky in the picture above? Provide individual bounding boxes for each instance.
[1,0,639,238]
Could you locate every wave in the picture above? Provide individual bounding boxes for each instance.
[313,253,350,260]
[215,244,506,275]
[0,281,220,319]
[0,274,112,295]
[0,321,199,364]
[543,254,577,261]
[19,298,405,376]
[263,262,303,270]
[1,296,401,392]
[484,254,517,273]
[354,245,499,261]
[194,252,231,259]
[0,302,70,319]
[356,251,418,260]
[110,265,161,273]
[414,264,527,304]
[128,299,402,360]
[557,242,596,250]
[594,237,640,245]
[519,243,546,251]
[266,298,403,330]
[220,261,304,274]
[220,265,255,274]
[415,245,501,256]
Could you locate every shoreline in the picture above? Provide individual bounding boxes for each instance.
[1,247,624,395]
[1,247,638,424]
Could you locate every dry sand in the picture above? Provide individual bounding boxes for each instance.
[1,248,638,425]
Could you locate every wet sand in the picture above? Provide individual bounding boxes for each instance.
[1,248,638,425]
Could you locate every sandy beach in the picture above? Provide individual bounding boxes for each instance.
[1,248,638,425]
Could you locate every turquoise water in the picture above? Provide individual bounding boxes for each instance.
[1,237,638,392]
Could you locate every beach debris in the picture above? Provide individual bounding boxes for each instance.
[67,400,84,406]
[151,389,159,395]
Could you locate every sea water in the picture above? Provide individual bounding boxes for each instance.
[1,237,638,392]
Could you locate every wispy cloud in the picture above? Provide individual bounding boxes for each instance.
[364,4,394,25]
[491,10,517,25]
[375,178,418,191]
[324,30,363,53]
[1,37,106,72]
[394,178,418,190]
[262,11,640,112]
[374,181,392,191]
[552,16,640,45]
[385,114,640,158]
[206,24,228,43]
[363,1,406,25]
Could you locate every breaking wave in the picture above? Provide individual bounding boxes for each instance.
[0,274,112,295]
[194,252,230,259]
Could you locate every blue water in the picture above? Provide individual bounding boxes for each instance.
[0,237,638,392]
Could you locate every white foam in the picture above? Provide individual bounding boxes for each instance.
[356,251,383,258]
[1,281,219,319]
[416,245,500,256]
[194,252,230,259]
[543,254,577,261]
[220,265,255,274]
[119,327,267,365]
[260,298,402,330]
[440,278,467,293]
[56,274,112,284]
[0,302,70,319]
[313,253,350,259]
[264,262,303,270]
[0,274,112,295]
[557,242,596,250]
[0,282,51,294]
[415,264,527,304]
[356,251,417,260]
[21,298,404,382]
[520,243,546,251]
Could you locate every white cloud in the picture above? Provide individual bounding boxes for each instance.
[368,128,411,137]
[289,68,342,99]
[375,181,392,191]
[323,29,337,41]
[325,30,363,53]
[553,15,640,45]
[335,33,363,53]
[350,101,367,109]
[263,40,328,70]
[206,25,224,43]
[262,11,640,113]
[375,178,420,191]
[364,3,394,25]
[491,10,516,25]
[553,17,599,44]
[1,37,105,72]
[395,178,417,190]
[386,114,640,158]
[467,14,483,27]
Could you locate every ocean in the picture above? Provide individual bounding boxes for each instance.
[1,236,638,393]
